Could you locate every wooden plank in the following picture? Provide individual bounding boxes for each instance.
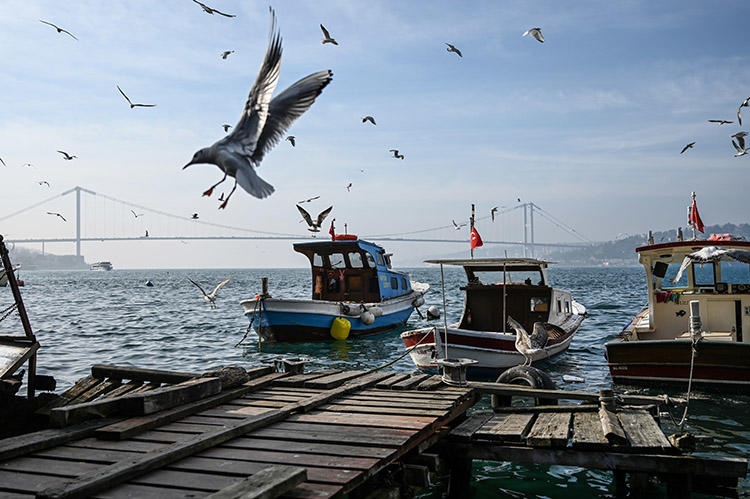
[416,375,444,391]
[0,456,99,477]
[474,413,534,442]
[374,373,410,388]
[36,371,393,499]
[450,414,493,442]
[599,407,627,445]
[618,409,674,453]
[0,418,116,461]
[199,446,379,470]
[132,468,238,492]
[492,404,598,413]
[96,483,206,499]
[206,465,306,499]
[35,445,142,464]
[95,372,287,440]
[127,382,161,394]
[0,470,67,494]
[526,412,571,448]
[49,397,123,428]
[272,370,341,388]
[277,482,341,499]
[246,423,415,448]
[36,375,102,415]
[337,395,455,409]
[287,411,436,430]
[571,412,609,450]
[91,364,196,384]
[362,389,465,400]
[390,374,432,390]
[120,377,222,415]
[67,437,159,453]
[199,405,274,419]
[317,403,444,417]
[0,340,39,379]
[100,380,143,399]
[222,437,395,459]
[303,370,367,389]
[73,378,122,404]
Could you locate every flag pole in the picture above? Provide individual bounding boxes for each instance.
[690,191,696,241]
[470,204,475,259]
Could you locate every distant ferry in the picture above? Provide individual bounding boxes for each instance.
[90,261,114,271]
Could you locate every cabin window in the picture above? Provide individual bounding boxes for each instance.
[330,253,346,269]
[720,261,750,284]
[660,262,688,289]
[375,252,385,266]
[692,262,715,286]
[365,252,376,268]
[384,254,393,269]
[391,276,399,289]
[564,301,570,313]
[402,278,408,290]
[313,253,323,267]
[557,299,562,313]
[530,297,549,312]
[348,252,364,268]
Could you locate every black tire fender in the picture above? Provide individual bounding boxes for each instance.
[491,365,558,410]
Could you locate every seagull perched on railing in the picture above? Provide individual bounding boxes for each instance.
[188,276,234,308]
[507,316,548,366]
[183,8,332,208]
[297,204,332,232]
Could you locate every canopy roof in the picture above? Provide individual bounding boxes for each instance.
[424,258,553,269]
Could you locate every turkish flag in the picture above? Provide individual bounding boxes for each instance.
[329,219,336,240]
[470,227,483,250]
[690,200,704,233]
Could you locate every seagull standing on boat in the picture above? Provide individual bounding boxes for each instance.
[680,142,695,154]
[297,204,332,232]
[362,116,376,125]
[192,0,235,17]
[320,24,338,45]
[523,28,544,43]
[183,8,333,207]
[39,20,77,40]
[188,276,234,308]
[57,150,76,161]
[445,43,462,57]
[286,136,295,147]
[507,316,548,366]
[738,97,749,126]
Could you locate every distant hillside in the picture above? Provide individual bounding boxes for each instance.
[547,223,750,266]
[4,246,88,270]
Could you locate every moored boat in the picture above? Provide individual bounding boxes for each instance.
[401,258,586,376]
[240,235,428,342]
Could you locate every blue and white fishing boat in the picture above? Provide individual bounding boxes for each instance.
[240,235,428,342]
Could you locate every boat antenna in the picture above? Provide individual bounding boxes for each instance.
[470,204,475,259]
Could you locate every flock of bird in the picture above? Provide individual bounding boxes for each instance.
[681,98,750,157]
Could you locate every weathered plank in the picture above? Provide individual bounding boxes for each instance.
[67,437,158,453]
[0,469,67,493]
[131,468,238,492]
[100,380,144,399]
[0,340,39,379]
[199,446,379,470]
[244,423,415,448]
[222,437,395,459]
[303,370,367,389]
[73,378,122,404]
[618,409,674,453]
[317,403,444,417]
[283,482,341,499]
[96,483,206,499]
[526,412,571,448]
[91,364,196,384]
[36,375,102,415]
[272,370,341,388]
[206,465,306,499]
[571,412,609,450]
[374,373,411,389]
[127,382,161,394]
[120,377,222,415]
[474,413,534,442]
[336,395,455,409]
[0,418,115,461]
[450,414,493,442]
[0,455,99,477]
[287,411,435,430]
[599,407,627,445]
[390,374,432,390]
[492,404,598,413]
[416,375,444,391]
[35,445,142,464]
[49,397,124,428]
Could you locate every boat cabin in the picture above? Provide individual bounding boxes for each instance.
[634,239,750,343]
[425,258,574,333]
[294,238,413,303]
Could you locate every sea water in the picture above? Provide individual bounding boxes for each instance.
[1,267,747,497]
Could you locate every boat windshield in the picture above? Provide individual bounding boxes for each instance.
[469,270,544,286]
[721,261,750,284]
[660,262,688,289]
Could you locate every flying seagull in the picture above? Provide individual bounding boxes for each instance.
[507,316,548,366]
[188,276,234,308]
[117,85,155,108]
[517,197,521,202]
[731,131,747,140]
[445,43,462,57]
[708,119,733,125]
[735,134,746,150]
[130,210,143,218]
[184,8,333,208]
[22,163,33,167]
[680,142,696,154]
[362,116,376,125]
[452,220,467,230]
[346,182,352,192]
[57,150,77,160]
[389,149,404,159]
[298,195,320,204]
[522,28,544,43]
[221,50,234,59]
[222,124,232,132]
[0,157,5,167]
[191,0,235,17]
[491,206,498,222]
[320,24,338,45]
[144,230,149,238]
[739,97,749,126]
[297,204,332,232]
[39,20,77,40]
[218,193,225,202]
[191,213,199,219]
[38,181,50,187]
[46,212,66,222]
[733,139,748,157]
[285,135,296,147]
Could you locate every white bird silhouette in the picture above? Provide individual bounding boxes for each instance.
[732,138,748,157]
[188,276,234,308]
[57,150,77,160]
[320,24,338,45]
[297,204,332,232]
[738,97,749,126]
[507,316,548,366]
[130,210,143,218]
[46,212,66,222]
[523,28,544,43]
[452,220,467,230]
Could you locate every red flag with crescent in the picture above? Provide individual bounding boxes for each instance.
[329,219,336,240]
[471,227,483,250]
[690,200,704,233]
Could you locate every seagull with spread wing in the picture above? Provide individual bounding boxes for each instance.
[222,124,232,132]
[57,150,77,160]
[507,316,549,366]
[38,181,50,188]
[739,97,749,126]
[491,206,499,222]
[285,135,295,147]
[221,50,234,59]
[452,220,467,230]
[733,136,748,157]
[47,212,66,222]
[39,20,77,40]
[297,205,333,232]
[445,43,462,57]
[523,28,544,43]
[680,142,695,154]
[708,119,733,125]
[117,85,155,109]
[192,0,235,17]
[320,24,338,45]
[298,196,320,204]
[184,8,332,208]
[389,149,404,159]
[188,276,234,308]
[362,116,376,125]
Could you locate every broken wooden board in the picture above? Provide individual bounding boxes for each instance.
[450,414,493,442]
[618,409,674,454]
[571,412,610,450]
[526,412,571,448]
[599,407,627,445]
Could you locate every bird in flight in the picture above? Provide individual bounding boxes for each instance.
[732,139,748,157]
[491,206,499,222]
[680,142,696,154]
[188,276,234,308]
[222,124,232,132]
[47,212,66,222]
[298,195,320,203]
[39,20,77,40]
[739,97,749,126]
[117,85,155,109]
[445,43,462,57]
[389,149,405,159]
[517,197,522,203]
[22,163,33,167]
[731,131,747,140]
[57,150,77,160]
[191,0,235,17]
[362,116,376,125]
[144,230,149,238]
[130,210,143,218]
[38,181,50,187]
[297,204,333,232]
[184,8,333,208]
[0,157,5,167]
[346,182,352,192]
[320,24,338,45]
[708,119,733,125]
[523,28,544,43]
[286,136,296,147]
[218,193,225,202]
[452,220,467,230]
[221,50,234,59]
[191,213,199,219]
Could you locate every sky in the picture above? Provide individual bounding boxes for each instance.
[0,0,748,268]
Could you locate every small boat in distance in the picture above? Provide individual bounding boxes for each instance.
[240,235,429,342]
[401,258,586,376]
[90,261,114,271]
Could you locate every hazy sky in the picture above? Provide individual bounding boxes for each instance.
[1,0,748,268]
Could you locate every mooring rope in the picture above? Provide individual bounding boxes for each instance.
[235,299,261,348]
[678,334,700,432]
[365,327,435,373]
[0,303,18,323]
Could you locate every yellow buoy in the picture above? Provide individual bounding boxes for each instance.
[330,317,351,340]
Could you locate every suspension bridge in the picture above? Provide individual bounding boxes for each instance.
[0,186,592,259]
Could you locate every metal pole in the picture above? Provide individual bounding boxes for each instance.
[523,203,528,257]
[503,250,507,333]
[530,203,535,258]
[690,191,697,241]
[440,264,449,360]
[470,204,475,259]
[76,186,81,257]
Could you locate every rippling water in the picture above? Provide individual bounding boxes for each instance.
[1,266,747,497]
